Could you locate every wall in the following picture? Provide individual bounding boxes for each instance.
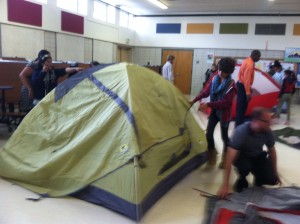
[0,0,134,61]
[132,47,284,96]
[133,16,300,50]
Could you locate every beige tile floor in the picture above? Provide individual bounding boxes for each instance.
[0,101,300,224]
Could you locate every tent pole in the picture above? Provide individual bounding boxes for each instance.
[134,156,141,223]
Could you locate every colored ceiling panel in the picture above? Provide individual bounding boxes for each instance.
[61,11,84,35]
[156,23,181,34]
[7,0,42,27]
[255,24,286,35]
[219,23,248,34]
[187,23,214,34]
[293,24,300,35]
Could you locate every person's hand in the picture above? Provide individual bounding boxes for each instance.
[43,64,51,72]
[28,88,34,99]
[217,184,230,199]
[246,95,251,102]
[198,103,208,111]
[189,100,195,106]
[75,67,84,72]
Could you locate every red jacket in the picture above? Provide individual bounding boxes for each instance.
[193,75,237,122]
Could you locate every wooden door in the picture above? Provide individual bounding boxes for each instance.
[117,46,132,63]
[162,50,193,94]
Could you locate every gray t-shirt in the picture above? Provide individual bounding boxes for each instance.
[26,60,39,70]
[228,122,275,157]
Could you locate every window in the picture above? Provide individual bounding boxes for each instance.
[128,14,135,30]
[25,0,47,3]
[107,5,116,24]
[78,0,88,15]
[57,0,87,15]
[119,11,128,27]
[93,1,107,21]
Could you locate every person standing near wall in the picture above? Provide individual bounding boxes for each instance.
[31,54,83,105]
[235,50,261,127]
[203,63,217,88]
[190,57,237,168]
[162,55,175,83]
[273,70,296,125]
[19,49,50,112]
[272,60,285,86]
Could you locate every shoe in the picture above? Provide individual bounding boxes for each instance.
[271,118,279,125]
[233,177,248,193]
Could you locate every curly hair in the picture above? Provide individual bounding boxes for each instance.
[218,57,236,74]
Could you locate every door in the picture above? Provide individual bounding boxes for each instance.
[117,46,132,63]
[162,50,193,94]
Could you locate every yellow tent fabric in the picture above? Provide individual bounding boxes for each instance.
[0,63,207,219]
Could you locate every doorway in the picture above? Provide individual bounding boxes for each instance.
[162,50,193,94]
[117,46,132,63]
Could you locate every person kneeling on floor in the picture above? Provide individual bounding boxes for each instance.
[218,107,281,198]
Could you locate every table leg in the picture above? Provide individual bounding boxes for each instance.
[1,89,6,113]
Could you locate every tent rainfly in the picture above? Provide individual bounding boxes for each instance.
[0,63,207,220]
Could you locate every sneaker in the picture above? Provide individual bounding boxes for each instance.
[271,118,279,125]
[233,177,248,193]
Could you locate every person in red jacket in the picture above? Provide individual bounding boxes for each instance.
[191,57,237,168]
[273,70,296,125]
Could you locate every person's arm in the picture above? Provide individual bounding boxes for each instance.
[243,65,254,99]
[19,66,34,98]
[191,79,213,105]
[218,147,239,199]
[268,146,281,184]
[65,67,83,75]
[168,65,174,82]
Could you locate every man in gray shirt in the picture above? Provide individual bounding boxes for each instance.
[218,107,281,198]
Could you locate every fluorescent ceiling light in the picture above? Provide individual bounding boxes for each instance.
[147,0,168,10]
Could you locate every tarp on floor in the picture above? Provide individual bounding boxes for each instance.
[203,187,300,224]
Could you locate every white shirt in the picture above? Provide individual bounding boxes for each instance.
[162,61,174,83]
[272,70,285,86]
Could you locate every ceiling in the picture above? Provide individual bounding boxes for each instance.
[109,0,300,16]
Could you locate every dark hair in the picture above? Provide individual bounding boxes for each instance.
[218,57,236,74]
[90,61,100,66]
[284,69,296,80]
[251,50,261,57]
[273,60,282,69]
[35,49,50,69]
[251,107,270,120]
[167,55,175,61]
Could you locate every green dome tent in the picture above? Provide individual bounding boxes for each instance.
[0,63,207,220]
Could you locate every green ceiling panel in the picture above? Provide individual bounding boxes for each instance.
[219,23,248,34]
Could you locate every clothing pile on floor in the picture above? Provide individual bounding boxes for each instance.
[273,127,300,149]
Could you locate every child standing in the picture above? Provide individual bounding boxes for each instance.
[273,70,296,125]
